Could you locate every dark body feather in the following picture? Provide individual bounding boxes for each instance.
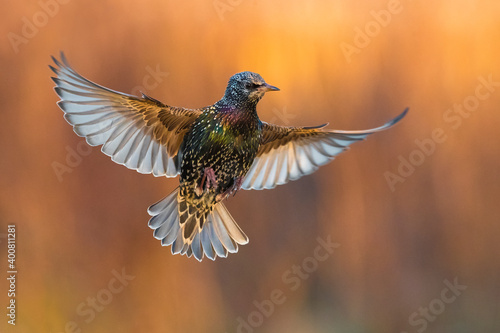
[178,103,262,239]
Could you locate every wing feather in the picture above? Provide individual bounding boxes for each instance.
[51,52,202,177]
[242,108,408,190]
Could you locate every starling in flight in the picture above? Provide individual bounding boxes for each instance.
[51,53,408,261]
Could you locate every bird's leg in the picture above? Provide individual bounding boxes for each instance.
[204,167,218,189]
[216,176,244,201]
[196,167,218,196]
[231,176,244,196]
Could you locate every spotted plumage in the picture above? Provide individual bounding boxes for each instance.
[51,52,408,261]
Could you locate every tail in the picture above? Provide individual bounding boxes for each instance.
[147,188,249,261]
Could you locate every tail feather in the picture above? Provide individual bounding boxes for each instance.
[200,226,216,259]
[147,188,249,261]
[207,221,228,258]
[212,212,237,253]
[213,204,248,249]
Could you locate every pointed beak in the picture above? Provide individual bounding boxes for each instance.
[262,83,280,92]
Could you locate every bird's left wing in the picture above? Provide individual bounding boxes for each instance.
[242,109,408,190]
[51,53,202,177]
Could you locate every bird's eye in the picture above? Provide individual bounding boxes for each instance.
[246,82,261,89]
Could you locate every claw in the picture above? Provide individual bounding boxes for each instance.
[205,168,218,190]
[231,177,244,196]
[196,167,218,195]
[217,176,244,201]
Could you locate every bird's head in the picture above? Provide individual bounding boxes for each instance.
[222,71,279,107]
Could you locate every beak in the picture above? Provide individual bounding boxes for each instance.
[262,83,280,92]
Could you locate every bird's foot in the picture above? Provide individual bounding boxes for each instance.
[216,177,244,201]
[195,167,218,196]
[231,177,244,196]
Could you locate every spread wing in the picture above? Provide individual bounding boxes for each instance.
[242,108,408,190]
[51,52,202,177]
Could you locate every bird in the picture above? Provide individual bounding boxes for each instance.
[50,52,408,261]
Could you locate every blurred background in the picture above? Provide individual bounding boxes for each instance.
[1,0,499,332]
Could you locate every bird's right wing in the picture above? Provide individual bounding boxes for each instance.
[242,109,408,190]
[51,53,202,177]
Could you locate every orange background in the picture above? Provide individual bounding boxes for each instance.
[1,1,499,332]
